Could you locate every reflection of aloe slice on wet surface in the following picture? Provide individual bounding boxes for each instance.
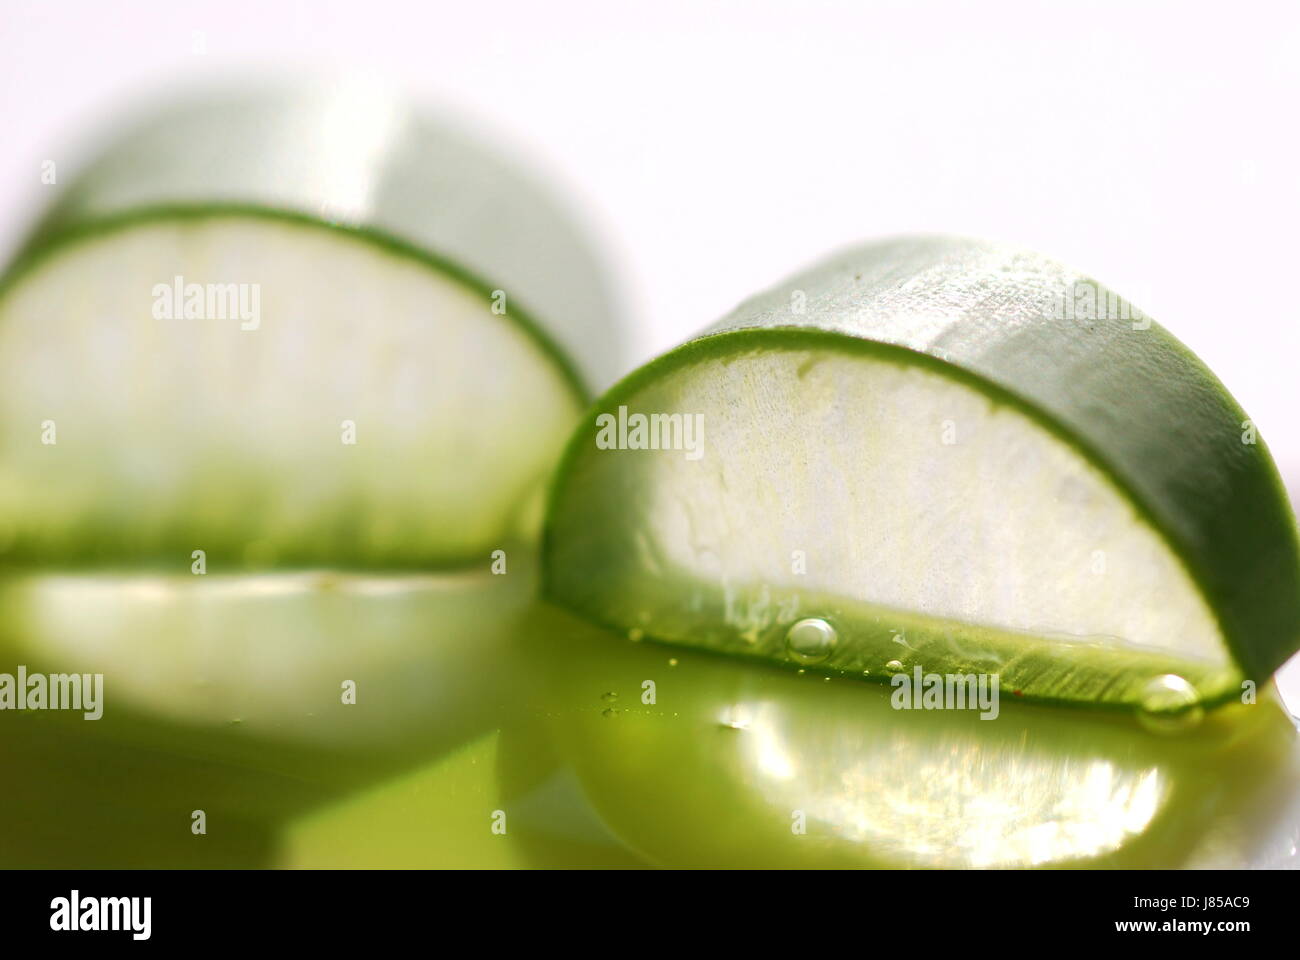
[544,237,1300,713]
[0,568,534,750]
[529,605,1299,868]
[281,729,646,869]
[0,566,537,866]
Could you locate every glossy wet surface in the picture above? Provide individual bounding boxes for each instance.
[0,565,1296,868]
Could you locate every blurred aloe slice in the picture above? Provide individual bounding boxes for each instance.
[544,236,1300,711]
[0,82,622,864]
[0,79,623,569]
[532,607,1298,869]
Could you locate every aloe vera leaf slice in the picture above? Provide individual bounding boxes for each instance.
[544,236,1300,709]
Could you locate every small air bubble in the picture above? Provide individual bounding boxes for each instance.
[628,627,644,643]
[600,692,618,702]
[668,658,679,667]
[602,707,619,718]
[885,659,904,673]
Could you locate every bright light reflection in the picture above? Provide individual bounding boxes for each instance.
[728,699,1168,868]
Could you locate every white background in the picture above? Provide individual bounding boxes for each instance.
[3,0,1299,695]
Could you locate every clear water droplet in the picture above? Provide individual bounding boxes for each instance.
[785,617,837,664]
[885,659,904,673]
[602,707,619,718]
[601,691,618,702]
[1137,674,1203,734]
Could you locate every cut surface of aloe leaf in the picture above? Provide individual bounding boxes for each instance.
[0,216,578,568]
[544,236,1300,710]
